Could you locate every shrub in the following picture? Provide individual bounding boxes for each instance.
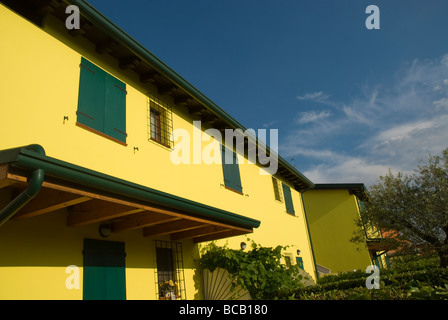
[293,266,448,300]
[198,241,310,300]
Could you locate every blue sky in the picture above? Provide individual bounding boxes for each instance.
[87,0,448,186]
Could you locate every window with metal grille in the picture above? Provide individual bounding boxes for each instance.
[272,176,283,202]
[147,95,173,148]
[154,240,186,300]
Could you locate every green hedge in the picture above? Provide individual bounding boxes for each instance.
[289,267,448,300]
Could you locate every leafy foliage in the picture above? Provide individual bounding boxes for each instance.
[198,240,311,300]
[293,255,448,300]
[357,148,448,267]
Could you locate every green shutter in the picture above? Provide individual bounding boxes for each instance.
[83,239,126,300]
[221,145,243,193]
[282,183,295,215]
[77,57,127,144]
[77,57,106,131]
[104,75,127,143]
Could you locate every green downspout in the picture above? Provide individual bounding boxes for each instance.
[300,188,319,281]
[0,145,45,226]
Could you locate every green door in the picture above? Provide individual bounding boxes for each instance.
[296,257,304,270]
[83,239,126,300]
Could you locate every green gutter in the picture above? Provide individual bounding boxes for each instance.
[69,0,313,190]
[0,145,45,226]
[0,145,260,230]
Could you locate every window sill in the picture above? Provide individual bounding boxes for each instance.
[224,186,244,195]
[150,137,172,149]
[76,122,127,147]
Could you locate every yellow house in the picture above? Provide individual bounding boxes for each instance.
[0,0,320,300]
[302,183,387,276]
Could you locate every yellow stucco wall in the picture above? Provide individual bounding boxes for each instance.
[303,189,372,273]
[0,4,317,299]
[0,207,201,300]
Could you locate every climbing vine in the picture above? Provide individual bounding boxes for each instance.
[198,240,309,300]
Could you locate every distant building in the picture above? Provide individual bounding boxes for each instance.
[302,184,387,275]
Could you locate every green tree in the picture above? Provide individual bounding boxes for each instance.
[360,148,448,267]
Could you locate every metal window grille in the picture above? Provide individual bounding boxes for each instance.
[154,240,186,300]
[147,95,173,148]
[272,176,283,202]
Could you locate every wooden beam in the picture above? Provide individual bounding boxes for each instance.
[193,229,250,243]
[170,225,229,241]
[112,211,180,233]
[67,200,145,227]
[201,112,218,124]
[143,219,205,237]
[158,84,178,96]
[0,179,17,189]
[96,39,119,55]
[5,173,253,234]
[69,21,92,37]
[174,95,193,106]
[0,164,9,180]
[119,56,142,70]
[0,165,17,189]
[13,188,91,219]
[187,105,205,116]
[140,71,160,84]
[37,0,61,15]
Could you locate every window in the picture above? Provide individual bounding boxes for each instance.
[83,239,126,300]
[148,95,173,148]
[150,109,162,142]
[284,253,293,267]
[155,240,186,300]
[76,57,127,145]
[221,145,243,194]
[272,176,283,202]
[282,183,295,215]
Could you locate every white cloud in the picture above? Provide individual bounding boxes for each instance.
[303,157,397,186]
[282,53,448,186]
[262,120,278,128]
[296,91,338,107]
[373,120,435,143]
[442,54,448,67]
[367,115,448,169]
[433,97,448,111]
[296,110,332,124]
[296,91,328,101]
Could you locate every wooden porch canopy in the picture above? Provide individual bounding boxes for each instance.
[0,145,260,243]
[366,238,394,252]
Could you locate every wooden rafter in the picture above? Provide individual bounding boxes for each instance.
[193,230,248,243]
[1,170,254,240]
[0,165,17,189]
[111,211,180,233]
[170,225,229,241]
[67,199,145,227]
[13,188,91,219]
[143,219,205,237]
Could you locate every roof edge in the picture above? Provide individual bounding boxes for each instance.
[1,145,261,229]
[68,0,313,190]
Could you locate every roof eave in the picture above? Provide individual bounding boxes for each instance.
[67,0,313,190]
[0,145,261,230]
